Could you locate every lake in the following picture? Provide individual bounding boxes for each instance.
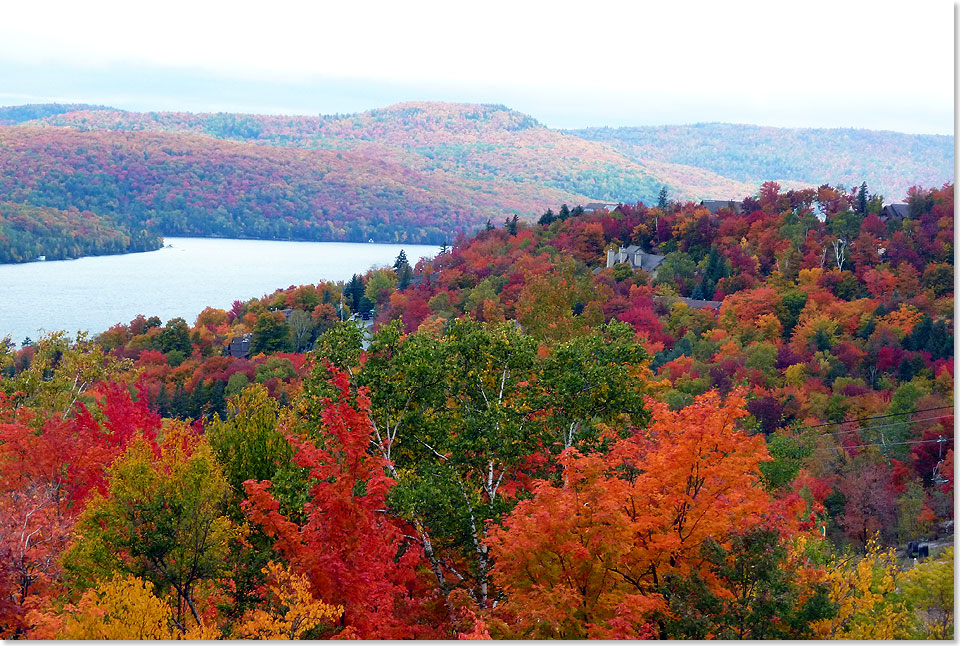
[0,237,438,346]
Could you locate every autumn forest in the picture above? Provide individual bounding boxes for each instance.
[0,169,954,639]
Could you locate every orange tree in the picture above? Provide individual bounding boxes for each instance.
[486,390,825,638]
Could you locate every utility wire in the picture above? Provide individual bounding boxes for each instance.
[813,436,953,452]
[811,413,953,439]
[800,405,954,430]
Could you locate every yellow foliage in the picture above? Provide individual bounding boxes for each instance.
[810,537,912,639]
[58,575,179,640]
[755,312,783,342]
[900,547,954,639]
[234,561,343,639]
[797,267,823,288]
[784,363,807,387]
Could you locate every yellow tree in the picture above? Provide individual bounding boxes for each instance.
[234,562,343,639]
[810,536,913,639]
[53,574,217,639]
[900,547,954,639]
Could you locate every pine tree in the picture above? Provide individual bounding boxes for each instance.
[857,182,868,216]
[393,250,408,273]
[506,214,519,235]
[154,381,169,417]
[658,186,669,210]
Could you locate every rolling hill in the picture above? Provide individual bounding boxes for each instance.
[24,102,757,204]
[567,122,954,201]
[0,101,952,261]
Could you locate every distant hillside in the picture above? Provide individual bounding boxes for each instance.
[2,101,952,261]
[0,126,592,246]
[0,200,160,263]
[567,123,954,201]
[0,103,115,125]
[27,102,756,203]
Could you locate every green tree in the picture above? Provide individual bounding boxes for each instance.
[157,318,193,356]
[63,426,237,631]
[251,312,292,355]
[659,529,834,639]
[657,186,669,210]
[539,320,650,450]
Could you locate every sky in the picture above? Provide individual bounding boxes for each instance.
[0,0,955,134]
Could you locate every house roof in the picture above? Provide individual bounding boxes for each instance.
[582,201,620,212]
[613,245,665,272]
[881,203,910,219]
[700,200,742,215]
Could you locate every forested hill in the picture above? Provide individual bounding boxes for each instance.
[0,181,953,639]
[0,101,953,263]
[0,126,589,247]
[568,122,954,202]
[0,103,113,125]
[24,102,758,204]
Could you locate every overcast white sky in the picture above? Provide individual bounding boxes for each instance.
[0,0,955,133]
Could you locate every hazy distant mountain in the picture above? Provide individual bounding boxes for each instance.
[25,102,757,204]
[568,123,954,202]
[0,103,115,125]
[1,102,951,254]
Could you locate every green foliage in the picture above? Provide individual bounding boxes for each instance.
[654,251,697,294]
[251,312,292,355]
[255,357,297,384]
[761,426,815,490]
[659,529,835,639]
[207,384,306,520]
[0,201,161,263]
[63,428,236,628]
[776,289,808,337]
[539,320,650,450]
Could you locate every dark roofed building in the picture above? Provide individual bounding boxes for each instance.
[228,334,252,358]
[880,203,910,221]
[700,200,742,215]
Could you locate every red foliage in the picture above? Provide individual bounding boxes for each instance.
[243,365,438,638]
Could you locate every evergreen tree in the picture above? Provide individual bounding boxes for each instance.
[538,208,556,226]
[558,204,571,220]
[345,274,365,311]
[154,381,169,417]
[485,218,494,231]
[397,263,413,291]
[857,182,869,216]
[658,186,669,210]
[393,250,408,273]
[506,214,519,235]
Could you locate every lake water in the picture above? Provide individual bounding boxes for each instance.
[0,237,438,346]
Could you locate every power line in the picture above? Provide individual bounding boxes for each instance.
[812,413,953,439]
[801,405,954,430]
[814,436,953,452]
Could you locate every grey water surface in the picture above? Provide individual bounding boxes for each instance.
[0,237,437,346]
